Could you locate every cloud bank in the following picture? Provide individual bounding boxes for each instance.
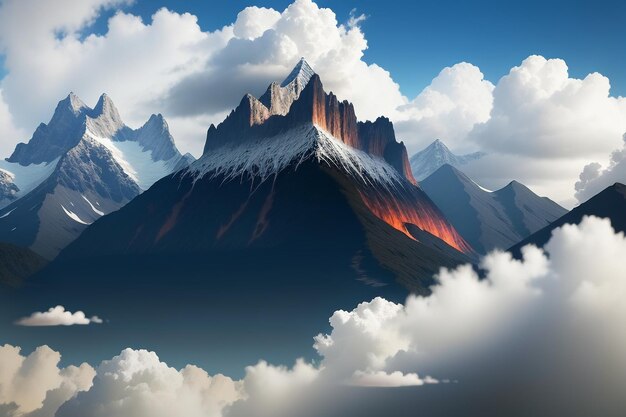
[14,306,103,326]
[3,216,626,416]
[0,344,94,417]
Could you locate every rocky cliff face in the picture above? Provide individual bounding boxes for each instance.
[0,93,187,258]
[204,66,416,184]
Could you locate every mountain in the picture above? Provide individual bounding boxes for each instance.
[0,93,190,259]
[421,164,567,254]
[0,243,47,287]
[510,182,626,257]
[53,59,474,294]
[410,139,484,181]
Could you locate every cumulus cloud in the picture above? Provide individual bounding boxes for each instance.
[14,306,103,326]
[575,133,626,202]
[0,88,24,156]
[0,344,94,416]
[395,62,494,153]
[4,216,626,416]
[232,7,281,40]
[461,55,626,205]
[53,348,242,417]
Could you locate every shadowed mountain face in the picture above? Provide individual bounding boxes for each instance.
[421,164,567,254]
[509,183,626,257]
[0,243,46,287]
[410,139,484,181]
[54,59,473,294]
[0,93,191,259]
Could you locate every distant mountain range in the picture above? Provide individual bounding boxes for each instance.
[510,182,626,257]
[53,58,474,294]
[410,139,484,181]
[421,164,566,254]
[0,93,192,258]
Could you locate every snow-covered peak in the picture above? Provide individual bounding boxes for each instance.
[192,123,406,193]
[410,139,485,181]
[135,113,181,162]
[85,94,129,140]
[92,94,123,123]
[51,93,89,122]
[63,92,89,115]
[256,58,316,118]
[281,57,315,88]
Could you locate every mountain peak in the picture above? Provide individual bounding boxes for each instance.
[410,139,485,181]
[281,57,315,88]
[57,92,88,116]
[92,93,120,118]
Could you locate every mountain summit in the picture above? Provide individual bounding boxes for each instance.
[0,93,191,258]
[56,59,473,294]
[409,139,484,181]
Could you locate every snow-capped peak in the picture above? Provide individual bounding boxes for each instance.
[410,139,485,181]
[281,57,315,88]
[64,92,89,114]
[92,93,122,122]
[192,123,405,193]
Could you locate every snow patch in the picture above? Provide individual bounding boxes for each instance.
[81,195,104,216]
[471,178,493,193]
[0,208,16,218]
[191,124,406,192]
[0,158,60,205]
[86,131,177,190]
[61,204,91,225]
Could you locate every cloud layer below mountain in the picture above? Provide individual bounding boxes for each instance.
[2,216,626,416]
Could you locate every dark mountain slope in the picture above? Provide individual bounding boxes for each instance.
[421,164,566,254]
[510,183,626,256]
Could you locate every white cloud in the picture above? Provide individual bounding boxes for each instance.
[395,62,494,153]
[575,133,626,202]
[461,56,626,206]
[55,348,242,417]
[350,370,434,387]
[4,216,626,416]
[0,88,25,156]
[232,7,281,40]
[0,344,94,416]
[14,306,103,326]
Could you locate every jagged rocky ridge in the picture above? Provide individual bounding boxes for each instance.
[204,59,417,185]
[56,58,474,294]
[0,93,191,258]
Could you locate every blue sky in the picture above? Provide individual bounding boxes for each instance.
[83,0,626,98]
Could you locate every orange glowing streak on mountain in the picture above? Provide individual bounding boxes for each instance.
[360,191,473,254]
